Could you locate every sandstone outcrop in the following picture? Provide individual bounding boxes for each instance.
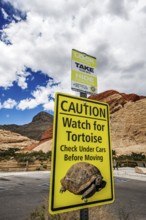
[0,129,38,150]
[89,90,145,114]
[110,99,146,154]
[32,139,53,153]
[89,90,146,155]
[135,166,146,174]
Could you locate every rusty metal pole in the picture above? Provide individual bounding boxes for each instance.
[80,208,89,220]
[80,91,89,220]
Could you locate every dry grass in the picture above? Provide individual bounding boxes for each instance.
[28,197,136,220]
[29,205,117,220]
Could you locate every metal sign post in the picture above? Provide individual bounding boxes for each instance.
[80,91,88,220]
[80,208,88,220]
[78,51,96,220]
[77,50,96,220]
[80,92,88,220]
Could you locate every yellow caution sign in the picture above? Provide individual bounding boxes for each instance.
[49,93,114,214]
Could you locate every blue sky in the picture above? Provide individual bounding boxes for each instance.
[0,68,55,124]
[0,0,146,125]
[0,1,65,124]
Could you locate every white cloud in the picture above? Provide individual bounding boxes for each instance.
[16,70,30,89]
[43,99,55,111]
[1,98,17,109]
[1,8,9,19]
[17,80,76,111]
[17,98,37,110]
[0,0,146,96]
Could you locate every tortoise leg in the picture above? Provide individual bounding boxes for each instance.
[60,186,66,193]
[82,184,96,201]
[96,180,106,191]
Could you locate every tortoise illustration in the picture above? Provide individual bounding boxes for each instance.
[60,162,106,201]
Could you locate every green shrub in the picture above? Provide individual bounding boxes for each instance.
[0,148,19,160]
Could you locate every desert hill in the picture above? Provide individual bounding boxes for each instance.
[0,111,53,140]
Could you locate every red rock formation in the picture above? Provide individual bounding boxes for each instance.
[89,90,145,102]
[89,90,146,114]
[39,126,53,143]
[24,142,39,151]
[24,126,53,151]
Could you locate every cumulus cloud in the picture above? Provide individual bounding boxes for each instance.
[107,0,128,19]
[1,98,17,109]
[43,99,55,111]
[0,0,146,98]
[16,70,30,89]
[17,80,75,111]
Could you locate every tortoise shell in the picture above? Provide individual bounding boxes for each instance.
[60,162,103,194]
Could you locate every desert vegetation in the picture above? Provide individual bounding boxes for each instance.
[0,148,51,161]
[0,149,146,171]
[0,149,51,171]
[112,150,146,167]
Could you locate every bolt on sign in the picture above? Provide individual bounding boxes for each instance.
[49,93,114,214]
[71,49,97,94]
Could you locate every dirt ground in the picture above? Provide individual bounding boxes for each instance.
[52,205,116,220]
[46,201,125,220]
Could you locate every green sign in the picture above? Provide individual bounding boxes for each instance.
[71,49,97,94]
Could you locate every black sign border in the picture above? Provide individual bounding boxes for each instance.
[50,93,114,212]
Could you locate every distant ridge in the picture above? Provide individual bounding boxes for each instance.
[0,111,53,140]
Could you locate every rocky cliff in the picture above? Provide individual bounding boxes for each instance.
[89,90,145,114]
[89,90,146,155]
